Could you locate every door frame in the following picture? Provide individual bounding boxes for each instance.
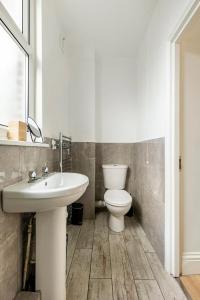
[167,0,200,277]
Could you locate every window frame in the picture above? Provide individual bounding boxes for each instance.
[0,0,35,126]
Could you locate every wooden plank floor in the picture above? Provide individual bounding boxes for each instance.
[66,211,188,300]
[15,292,41,300]
[180,275,200,300]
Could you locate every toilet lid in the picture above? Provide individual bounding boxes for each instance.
[104,190,132,207]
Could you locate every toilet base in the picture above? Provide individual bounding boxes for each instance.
[109,214,124,232]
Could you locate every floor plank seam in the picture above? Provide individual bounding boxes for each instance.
[179,276,198,300]
[179,281,192,300]
[121,231,139,299]
[107,220,114,300]
[76,220,95,250]
[122,220,164,299]
[108,230,114,300]
[144,252,166,300]
[107,225,112,281]
[130,217,155,254]
[66,226,81,281]
[133,280,140,300]
[93,212,114,299]
[122,232,137,283]
[87,223,95,299]
[146,252,188,300]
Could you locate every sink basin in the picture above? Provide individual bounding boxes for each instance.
[2,172,89,300]
[3,172,89,213]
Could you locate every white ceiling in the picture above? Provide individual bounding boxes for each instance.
[58,0,158,57]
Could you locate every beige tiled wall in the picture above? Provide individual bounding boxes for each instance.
[0,143,62,300]
[72,143,95,219]
[131,138,165,264]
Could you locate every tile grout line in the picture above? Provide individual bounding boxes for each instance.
[106,215,113,281]
[178,278,193,300]
[145,252,167,300]
[89,219,96,280]
[108,230,114,300]
[123,218,165,298]
[107,212,116,300]
[106,217,114,300]
[146,252,188,300]
[122,228,140,300]
[124,218,156,281]
[87,220,95,300]
[90,213,112,278]
[129,217,155,254]
[133,280,141,300]
[134,279,165,300]
[66,225,81,282]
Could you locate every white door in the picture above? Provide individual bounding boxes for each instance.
[180,39,200,275]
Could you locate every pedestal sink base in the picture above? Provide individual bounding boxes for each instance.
[36,207,67,300]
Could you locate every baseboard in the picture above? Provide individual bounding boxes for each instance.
[182,252,200,275]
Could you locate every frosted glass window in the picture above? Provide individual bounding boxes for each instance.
[0,24,27,126]
[1,0,23,31]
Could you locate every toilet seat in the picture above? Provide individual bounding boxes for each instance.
[104,190,132,207]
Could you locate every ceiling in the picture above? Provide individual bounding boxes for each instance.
[57,0,158,57]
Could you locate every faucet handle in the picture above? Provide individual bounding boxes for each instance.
[42,164,49,176]
[29,170,37,181]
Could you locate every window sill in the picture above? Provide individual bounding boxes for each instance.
[0,139,49,148]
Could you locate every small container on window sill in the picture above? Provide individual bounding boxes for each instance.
[0,126,8,140]
[7,121,27,141]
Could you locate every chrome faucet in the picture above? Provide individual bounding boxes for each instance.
[42,164,49,177]
[28,170,37,182]
[28,164,49,183]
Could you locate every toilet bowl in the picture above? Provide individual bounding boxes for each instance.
[104,190,132,232]
[102,164,132,232]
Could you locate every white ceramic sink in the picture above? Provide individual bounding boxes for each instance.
[3,172,89,213]
[2,172,89,300]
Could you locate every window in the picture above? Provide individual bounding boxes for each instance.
[1,0,23,31]
[0,1,34,126]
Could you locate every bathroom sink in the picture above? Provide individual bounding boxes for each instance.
[3,172,89,300]
[3,172,89,213]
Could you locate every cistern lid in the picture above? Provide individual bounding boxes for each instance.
[102,164,128,169]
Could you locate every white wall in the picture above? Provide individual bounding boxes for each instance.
[38,0,196,143]
[134,0,199,274]
[67,0,196,144]
[68,52,136,143]
[40,0,70,138]
[96,57,137,143]
[68,47,96,142]
[71,0,193,143]
[37,0,197,143]
[135,0,195,142]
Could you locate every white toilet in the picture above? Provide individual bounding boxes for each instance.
[102,164,132,232]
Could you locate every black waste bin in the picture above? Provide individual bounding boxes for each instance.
[71,203,83,225]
